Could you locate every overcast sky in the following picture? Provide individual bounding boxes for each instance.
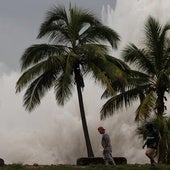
[0,0,116,71]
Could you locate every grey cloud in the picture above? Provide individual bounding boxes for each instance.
[0,0,116,71]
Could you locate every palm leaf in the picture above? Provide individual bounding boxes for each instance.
[23,71,56,111]
[101,88,144,120]
[87,61,115,95]
[79,24,120,48]
[122,43,155,74]
[37,5,69,41]
[144,16,163,72]
[16,55,63,93]
[144,16,161,51]
[101,69,151,99]
[21,44,67,71]
[135,90,156,121]
[54,55,73,105]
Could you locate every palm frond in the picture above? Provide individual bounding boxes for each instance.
[92,25,120,48]
[135,90,156,121]
[68,6,96,37]
[23,71,56,111]
[75,8,100,25]
[21,44,67,71]
[83,51,128,86]
[79,24,120,48]
[101,68,151,100]
[16,55,62,93]
[159,23,170,59]
[144,16,161,50]
[101,81,125,99]
[67,7,120,47]
[101,88,142,120]
[122,43,155,74]
[105,55,130,72]
[54,56,73,105]
[37,5,69,40]
[87,61,115,95]
[127,70,150,79]
[126,70,152,89]
[103,55,129,85]
[144,16,163,71]
[79,43,108,61]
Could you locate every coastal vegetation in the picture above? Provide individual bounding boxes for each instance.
[15,2,170,165]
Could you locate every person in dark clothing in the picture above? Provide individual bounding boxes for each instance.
[142,123,159,166]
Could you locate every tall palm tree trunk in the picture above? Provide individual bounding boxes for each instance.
[156,89,167,163]
[156,88,165,118]
[158,138,168,163]
[74,66,94,157]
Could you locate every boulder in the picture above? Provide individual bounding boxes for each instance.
[0,158,5,166]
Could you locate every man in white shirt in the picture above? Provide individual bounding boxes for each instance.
[98,126,116,166]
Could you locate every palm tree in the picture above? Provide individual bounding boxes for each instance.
[100,16,170,162]
[16,5,127,157]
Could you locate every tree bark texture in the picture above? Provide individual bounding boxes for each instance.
[74,66,94,157]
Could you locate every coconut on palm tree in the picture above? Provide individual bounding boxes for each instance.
[101,16,170,162]
[16,4,128,157]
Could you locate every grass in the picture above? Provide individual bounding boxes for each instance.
[0,164,170,170]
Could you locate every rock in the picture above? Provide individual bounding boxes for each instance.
[0,158,5,166]
[33,163,39,166]
[77,157,127,165]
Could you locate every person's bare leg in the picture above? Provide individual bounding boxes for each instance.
[146,148,156,165]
